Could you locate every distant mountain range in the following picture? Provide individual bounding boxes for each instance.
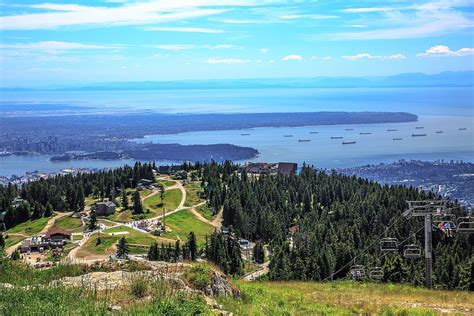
[2,71,473,91]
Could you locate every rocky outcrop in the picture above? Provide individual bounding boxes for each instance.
[205,270,241,298]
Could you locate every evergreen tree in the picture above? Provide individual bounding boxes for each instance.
[133,190,143,214]
[116,237,129,259]
[121,187,129,210]
[253,240,265,264]
[188,231,197,261]
[148,242,158,261]
[88,211,97,231]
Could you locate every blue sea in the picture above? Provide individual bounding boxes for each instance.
[1,87,473,176]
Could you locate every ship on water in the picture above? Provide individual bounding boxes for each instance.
[310,131,319,134]
[298,139,311,142]
[241,133,250,136]
[387,129,398,132]
[342,141,356,145]
[412,133,427,137]
[393,138,403,140]
[345,128,354,131]
[459,128,467,130]
[331,136,343,139]
[415,126,424,129]
[360,132,372,135]
[284,134,294,137]
[436,131,444,134]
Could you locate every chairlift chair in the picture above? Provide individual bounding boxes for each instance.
[456,217,474,233]
[403,244,421,259]
[349,265,366,280]
[369,267,384,281]
[380,237,399,252]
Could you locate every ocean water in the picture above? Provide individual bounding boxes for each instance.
[1,87,473,176]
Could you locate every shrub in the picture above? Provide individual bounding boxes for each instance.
[184,263,211,291]
[130,276,148,298]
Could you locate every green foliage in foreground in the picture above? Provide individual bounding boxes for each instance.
[218,280,474,315]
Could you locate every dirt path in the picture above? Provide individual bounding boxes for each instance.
[188,204,218,227]
[211,209,223,230]
[242,261,270,281]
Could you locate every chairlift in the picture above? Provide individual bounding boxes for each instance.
[456,217,474,233]
[403,244,421,259]
[380,237,399,252]
[406,200,447,217]
[349,265,366,280]
[369,267,384,281]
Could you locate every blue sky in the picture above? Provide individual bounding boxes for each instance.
[0,0,473,86]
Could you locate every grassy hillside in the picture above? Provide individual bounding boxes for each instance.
[1,258,472,315]
[163,209,214,246]
[219,280,474,315]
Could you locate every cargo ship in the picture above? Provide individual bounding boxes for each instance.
[345,128,354,131]
[283,134,294,137]
[331,136,343,139]
[393,138,403,141]
[412,133,427,137]
[310,131,319,134]
[387,129,398,132]
[459,128,467,130]
[360,132,372,135]
[436,131,444,134]
[415,127,424,129]
[298,139,311,142]
[241,133,250,136]
[342,141,356,145]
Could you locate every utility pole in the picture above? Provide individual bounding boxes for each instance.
[424,214,433,289]
[405,200,445,289]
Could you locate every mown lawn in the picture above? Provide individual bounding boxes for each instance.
[6,217,50,235]
[51,216,83,231]
[219,280,474,315]
[143,188,182,213]
[184,182,204,207]
[103,225,174,246]
[163,210,214,246]
[3,234,26,248]
[195,204,213,221]
[156,180,176,187]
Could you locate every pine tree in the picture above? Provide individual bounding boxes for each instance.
[121,187,129,210]
[133,190,143,214]
[253,240,265,264]
[77,186,85,212]
[188,231,197,261]
[88,211,97,231]
[116,237,129,259]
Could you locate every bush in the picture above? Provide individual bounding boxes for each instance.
[184,263,212,291]
[130,276,148,298]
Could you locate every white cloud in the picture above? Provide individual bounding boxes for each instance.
[342,53,405,60]
[205,58,250,64]
[333,2,473,40]
[341,7,394,13]
[143,26,224,33]
[0,41,117,50]
[0,41,120,56]
[0,1,266,30]
[260,48,269,54]
[417,45,474,57]
[150,44,236,51]
[342,24,368,28]
[282,54,303,61]
[150,44,195,51]
[280,14,338,20]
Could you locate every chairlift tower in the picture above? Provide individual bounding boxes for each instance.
[405,200,447,289]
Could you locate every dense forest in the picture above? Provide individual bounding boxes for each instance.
[0,162,155,229]
[199,162,473,290]
[1,161,472,290]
